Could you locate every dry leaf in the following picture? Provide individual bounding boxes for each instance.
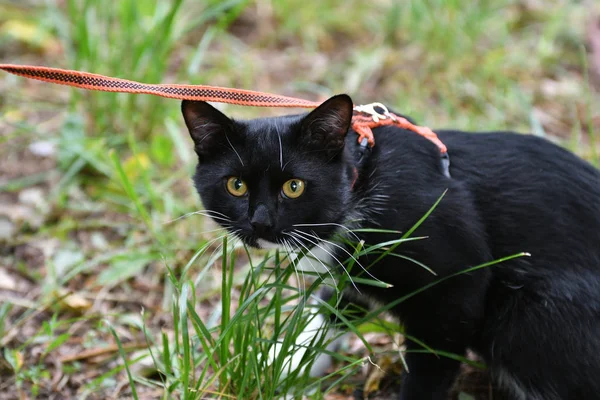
[56,289,92,313]
[1,20,61,53]
[0,267,17,290]
[363,355,395,397]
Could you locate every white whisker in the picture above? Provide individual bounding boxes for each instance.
[225,134,244,167]
[194,226,231,236]
[289,231,359,293]
[206,232,233,259]
[193,212,232,222]
[166,208,232,224]
[284,232,339,293]
[190,232,231,283]
[275,119,284,170]
[284,233,325,283]
[166,210,232,225]
[283,238,305,296]
[296,229,385,285]
[201,209,231,218]
[293,222,360,242]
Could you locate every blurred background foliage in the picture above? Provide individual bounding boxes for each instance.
[0,0,599,398]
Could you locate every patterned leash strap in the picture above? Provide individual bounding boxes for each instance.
[0,64,321,108]
[0,64,447,156]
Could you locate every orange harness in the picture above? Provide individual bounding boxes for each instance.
[0,64,450,175]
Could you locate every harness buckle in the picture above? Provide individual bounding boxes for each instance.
[353,102,396,123]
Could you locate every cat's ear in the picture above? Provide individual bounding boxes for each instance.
[181,100,235,157]
[300,94,353,154]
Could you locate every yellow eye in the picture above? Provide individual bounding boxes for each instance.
[226,177,248,197]
[282,179,305,199]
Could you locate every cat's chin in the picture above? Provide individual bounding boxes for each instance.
[255,239,283,250]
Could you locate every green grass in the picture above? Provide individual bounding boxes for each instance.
[135,225,524,399]
[0,0,598,398]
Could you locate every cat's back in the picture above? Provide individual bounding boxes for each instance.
[438,130,600,186]
[436,130,600,216]
[438,130,600,269]
[370,127,600,271]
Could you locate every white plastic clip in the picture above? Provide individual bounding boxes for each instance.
[353,102,395,123]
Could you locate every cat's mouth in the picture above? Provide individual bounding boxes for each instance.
[235,225,339,252]
[237,231,285,250]
[237,226,340,252]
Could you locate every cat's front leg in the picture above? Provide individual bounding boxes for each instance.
[395,282,485,400]
[399,340,464,400]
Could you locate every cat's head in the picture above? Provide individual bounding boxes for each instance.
[181,94,355,249]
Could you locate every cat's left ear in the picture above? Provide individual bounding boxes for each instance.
[181,100,236,158]
[300,94,353,154]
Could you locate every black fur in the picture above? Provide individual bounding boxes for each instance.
[182,95,600,399]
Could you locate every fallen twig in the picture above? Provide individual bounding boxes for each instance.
[59,342,147,363]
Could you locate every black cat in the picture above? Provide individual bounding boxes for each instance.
[181,94,600,400]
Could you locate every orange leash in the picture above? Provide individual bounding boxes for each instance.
[0,64,447,155]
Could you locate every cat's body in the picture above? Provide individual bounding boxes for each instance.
[182,95,600,399]
[345,127,600,399]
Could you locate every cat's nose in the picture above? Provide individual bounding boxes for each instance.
[250,204,273,234]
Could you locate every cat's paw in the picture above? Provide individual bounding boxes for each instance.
[268,312,347,378]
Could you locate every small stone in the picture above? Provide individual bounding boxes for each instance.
[18,187,47,211]
[28,141,56,157]
[0,217,15,240]
[90,232,109,250]
[0,267,17,290]
[52,248,84,277]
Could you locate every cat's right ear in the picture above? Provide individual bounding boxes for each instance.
[181,100,234,157]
